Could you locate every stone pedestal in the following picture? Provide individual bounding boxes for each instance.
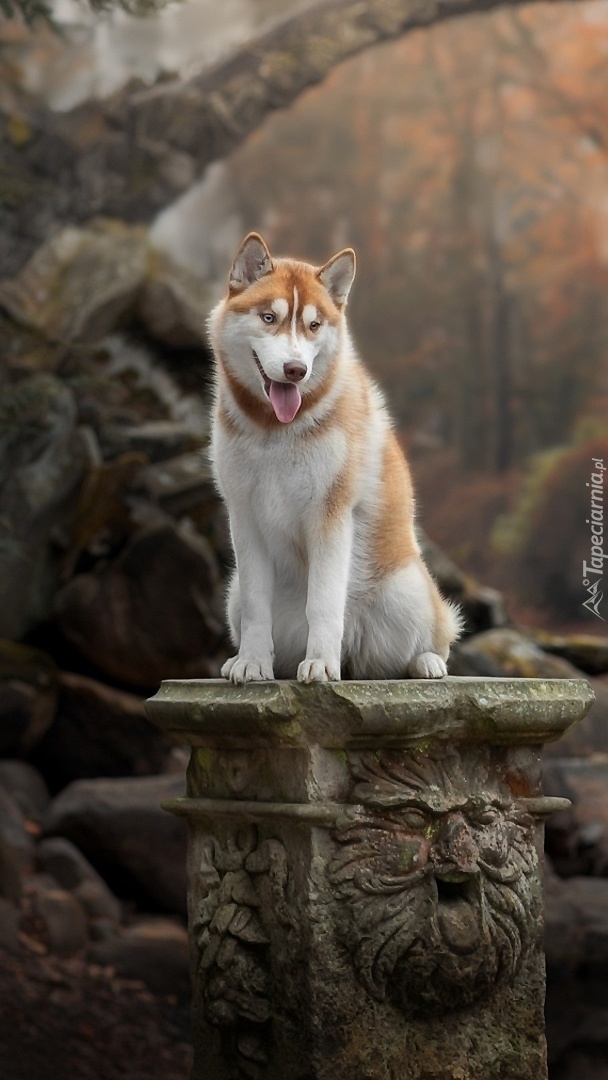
[145,677,593,1080]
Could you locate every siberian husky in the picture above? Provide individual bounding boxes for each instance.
[208,233,461,684]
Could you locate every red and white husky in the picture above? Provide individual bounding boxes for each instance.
[208,233,461,684]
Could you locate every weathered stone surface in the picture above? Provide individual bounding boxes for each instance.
[0,377,97,639]
[449,631,606,757]
[32,672,174,790]
[544,678,608,758]
[0,221,148,343]
[146,677,592,1080]
[147,675,594,750]
[44,774,187,914]
[53,524,223,688]
[88,918,190,997]
[0,642,58,755]
[37,837,122,924]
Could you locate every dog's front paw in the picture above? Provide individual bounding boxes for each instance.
[407,652,447,679]
[297,658,341,684]
[221,655,274,684]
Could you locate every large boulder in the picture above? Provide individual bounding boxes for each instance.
[0,376,97,639]
[545,867,608,1076]
[0,642,58,755]
[88,917,190,997]
[37,837,122,925]
[544,758,608,877]
[449,627,579,679]
[0,221,148,343]
[31,672,175,791]
[529,630,608,677]
[44,774,187,914]
[53,523,224,688]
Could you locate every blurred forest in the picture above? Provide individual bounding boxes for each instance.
[218,3,608,625]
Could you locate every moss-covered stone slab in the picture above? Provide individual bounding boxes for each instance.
[146,675,594,749]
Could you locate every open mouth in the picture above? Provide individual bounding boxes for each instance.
[252,349,302,424]
[434,873,482,953]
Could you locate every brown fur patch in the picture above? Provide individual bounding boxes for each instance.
[216,400,240,437]
[221,363,279,431]
[227,259,342,326]
[322,364,371,525]
[370,432,418,578]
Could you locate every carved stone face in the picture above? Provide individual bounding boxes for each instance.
[331,748,541,1013]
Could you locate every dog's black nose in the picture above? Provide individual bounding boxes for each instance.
[283,361,307,382]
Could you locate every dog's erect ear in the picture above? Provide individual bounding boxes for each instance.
[317,248,356,306]
[229,233,273,292]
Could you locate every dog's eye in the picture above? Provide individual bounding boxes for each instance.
[309,320,321,332]
[260,312,276,325]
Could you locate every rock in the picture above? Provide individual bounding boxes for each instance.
[0,787,35,871]
[61,452,148,578]
[555,876,608,967]
[419,532,509,635]
[0,897,20,954]
[0,221,148,343]
[0,376,98,639]
[0,835,22,904]
[449,627,579,679]
[530,630,608,676]
[135,450,217,517]
[44,774,187,914]
[544,860,586,970]
[544,758,608,876]
[99,420,200,464]
[450,629,606,756]
[137,249,214,348]
[31,672,174,791]
[545,867,608,1073]
[30,883,89,957]
[0,642,58,755]
[546,679,608,759]
[0,761,50,823]
[53,523,224,688]
[37,837,121,924]
[88,917,190,997]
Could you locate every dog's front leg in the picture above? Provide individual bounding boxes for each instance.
[221,512,275,685]
[298,515,352,683]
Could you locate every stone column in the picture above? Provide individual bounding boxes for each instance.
[146,677,593,1080]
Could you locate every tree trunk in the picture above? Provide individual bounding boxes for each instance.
[0,0,596,277]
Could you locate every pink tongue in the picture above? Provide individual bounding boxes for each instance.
[269,381,302,423]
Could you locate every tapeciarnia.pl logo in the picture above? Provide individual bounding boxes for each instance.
[582,457,606,621]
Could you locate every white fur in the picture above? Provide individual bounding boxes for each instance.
[208,257,461,685]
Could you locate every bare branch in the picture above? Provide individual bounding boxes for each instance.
[0,0,598,276]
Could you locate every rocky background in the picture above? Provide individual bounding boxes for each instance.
[0,221,607,1080]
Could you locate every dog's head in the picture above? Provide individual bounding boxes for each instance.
[209,233,356,425]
